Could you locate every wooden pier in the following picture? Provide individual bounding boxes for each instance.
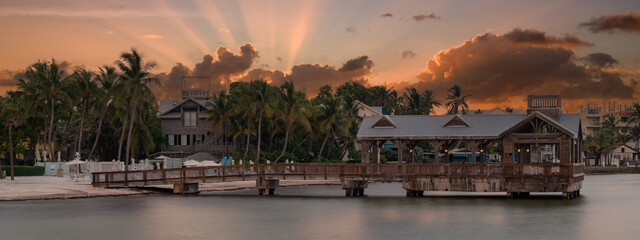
[92,163,584,199]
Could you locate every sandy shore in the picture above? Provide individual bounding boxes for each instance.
[0,176,340,201]
[0,176,146,201]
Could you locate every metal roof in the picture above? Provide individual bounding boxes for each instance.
[157,98,212,117]
[357,113,581,140]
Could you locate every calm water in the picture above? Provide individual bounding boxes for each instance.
[2,174,640,240]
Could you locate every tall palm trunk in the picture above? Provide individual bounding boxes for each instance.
[48,98,55,161]
[255,108,264,163]
[8,124,15,181]
[59,110,73,156]
[76,98,87,157]
[117,110,129,161]
[275,122,292,162]
[88,102,108,159]
[244,114,251,158]
[224,121,228,155]
[318,132,330,163]
[125,106,136,168]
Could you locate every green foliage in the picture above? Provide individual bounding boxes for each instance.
[1,166,45,176]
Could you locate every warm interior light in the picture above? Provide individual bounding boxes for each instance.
[409,149,413,153]
[444,149,448,153]
[518,149,521,152]
[480,149,484,153]
[526,149,530,152]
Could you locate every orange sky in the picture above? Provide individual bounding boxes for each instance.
[1,0,639,112]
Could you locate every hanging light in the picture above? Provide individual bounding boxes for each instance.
[526,149,530,152]
[518,149,521,152]
[480,149,484,153]
[409,149,413,153]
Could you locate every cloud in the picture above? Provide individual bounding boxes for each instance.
[106,30,114,34]
[580,52,618,68]
[141,34,165,39]
[412,13,440,22]
[276,57,283,62]
[580,11,640,33]
[238,56,374,96]
[402,50,417,59]
[381,13,393,18]
[346,27,356,33]
[503,28,592,47]
[404,29,636,109]
[218,28,231,33]
[1,60,83,96]
[153,43,259,99]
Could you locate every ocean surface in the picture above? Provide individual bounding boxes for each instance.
[2,174,640,240]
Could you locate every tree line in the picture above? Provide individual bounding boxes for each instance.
[583,106,640,165]
[0,49,476,169]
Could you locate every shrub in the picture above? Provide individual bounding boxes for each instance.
[1,166,45,176]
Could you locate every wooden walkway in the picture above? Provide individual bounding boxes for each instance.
[92,163,584,197]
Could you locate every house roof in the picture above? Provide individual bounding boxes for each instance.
[613,143,640,153]
[357,112,581,140]
[355,100,384,116]
[157,98,212,118]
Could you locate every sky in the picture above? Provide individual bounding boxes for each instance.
[1,0,639,112]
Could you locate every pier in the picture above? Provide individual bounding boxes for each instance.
[92,162,584,199]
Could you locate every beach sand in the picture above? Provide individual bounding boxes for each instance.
[0,176,340,201]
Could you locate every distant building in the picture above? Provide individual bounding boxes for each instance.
[156,77,235,158]
[580,102,637,137]
[596,143,640,166]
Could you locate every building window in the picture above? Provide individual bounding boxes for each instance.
[183,110,198,127]
[181,135,188,145]
[621,148,625,153]
[168,134,174,146]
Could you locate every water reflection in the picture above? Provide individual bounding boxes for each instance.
[2,175,640,240]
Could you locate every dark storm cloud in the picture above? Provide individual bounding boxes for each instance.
[404,29,636,105]
[380,13,393,18]
[580,52,618,69]
[338,56,373,72]
[346,27,356,33]
[580,11,640,33]
[412,13,440,22]
[402,50,417,59]
[503,28,592,47]
[153,43,259,100]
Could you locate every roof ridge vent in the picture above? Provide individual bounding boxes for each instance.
[443,114,470,127]
[371,115,397,128]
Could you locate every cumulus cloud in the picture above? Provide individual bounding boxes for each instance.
[153,43,259,100]
[141,34,165,39]
[412,13,440,22]
[402,50,417,59]
[237,56,374,96]
[405,29,636,108]
[381,13,393,18]
[503,28,592,47]
[346,26,356,33]
[580,11,640,33]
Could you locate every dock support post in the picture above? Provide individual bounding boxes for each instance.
[256,176,279,196]
[173,182,200,194]
[342,179,368,197]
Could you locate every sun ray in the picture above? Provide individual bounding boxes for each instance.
[193,0,238,49]
[155,0,211,54]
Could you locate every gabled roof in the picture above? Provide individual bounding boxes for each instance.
[355,100,384,116]
[443,114,470,127]
[157,98,211,117]
[371,115,397,128]
[357,112,581,140]
[499,111,578,138]
[613,143,640,153]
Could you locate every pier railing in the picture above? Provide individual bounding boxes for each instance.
[92,163,584,187]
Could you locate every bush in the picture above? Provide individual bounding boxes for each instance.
[1,166,45,176]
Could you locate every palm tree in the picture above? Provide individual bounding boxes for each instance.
[316,97,350,162]
[445,84,470,114]
[275,81,310,162]
[422,89,441,114]
[369,85,397,113]
[245,80,275,162]
[204,90,233,155]
[22,59,70,161]
[402,87,424,114]
[116,49,158,167]
[628,126,640,150]
[0,97,18,180]
[88,66,119,159]
[73,69,98,158]
[627,103,640,126]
